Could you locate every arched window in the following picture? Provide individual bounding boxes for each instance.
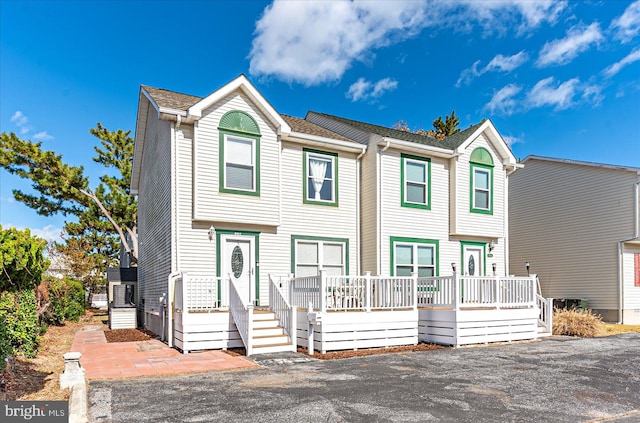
[469,147,494,214]
[218,111,261,195]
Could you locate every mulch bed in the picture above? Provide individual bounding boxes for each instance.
[221,343,444,360]
[103,328,156,343]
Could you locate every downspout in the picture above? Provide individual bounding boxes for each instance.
[504,164,520,277]
[355,146,366,275]
[617,177,640,323]
[378,140,391,275]
[166,115,182,347]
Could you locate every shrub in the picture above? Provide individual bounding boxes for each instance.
[41,276,85,324]
[553,308,604,337]
[0,226,48,292]
[0,290,39,359]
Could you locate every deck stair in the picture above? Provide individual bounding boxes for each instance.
[250,308,295,355]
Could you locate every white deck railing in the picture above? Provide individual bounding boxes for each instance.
[269,275,297,349]
[180,273,228,311]
[286,271,418,312]
[229,277,253,356]
[536,293,554,333]
[417,275,537,310]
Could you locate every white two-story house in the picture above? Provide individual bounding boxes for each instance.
[132,75,543,354]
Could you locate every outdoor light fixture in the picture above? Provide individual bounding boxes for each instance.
[488,240,497,252]
[451,262,457,273]
[208,225,215,241]
[492,263,497,275]
[525,261,530,276]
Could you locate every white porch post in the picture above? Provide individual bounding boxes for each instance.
[495,274,501,309]
[411,272,418,310]
[364,272,371,312]
[307,302,314,355]
[319,270,327,313]
[453,273,460,311]
[288,273,294,306]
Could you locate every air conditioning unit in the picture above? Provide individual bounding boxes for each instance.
[113,284,135,308]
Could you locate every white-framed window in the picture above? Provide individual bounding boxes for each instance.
[304,149,337,205]
[224,135,256,192]
[472,166,491,211]
[401,154,430,209]
[293,238,346,277]
[391,237,438,277]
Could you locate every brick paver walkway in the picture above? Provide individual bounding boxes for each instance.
[71,326,257,380]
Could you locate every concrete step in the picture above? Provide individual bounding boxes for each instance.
[252,334,289,346]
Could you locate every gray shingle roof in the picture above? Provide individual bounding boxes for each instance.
[142,85,201,111]
[309,112,485,150]
[282,115,354,143]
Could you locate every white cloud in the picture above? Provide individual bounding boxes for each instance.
[526,77,580,110]
[611,0,640,43]
[250,1,566,85]
[502,134,524,146]
[249,1,428,85]
[603,48,640,78]
[30,225,63,243]
[10,110,31,134]
[457,51,528,87]
[462,0,567,36]
[484,84,522,115]
[33,131,54,141]
[346,77,398,102]
[536,22,603,67]
[484,51,529,72]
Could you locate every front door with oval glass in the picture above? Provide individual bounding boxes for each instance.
[462,245,484,276]
[221,235,255,305]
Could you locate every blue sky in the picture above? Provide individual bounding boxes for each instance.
[1,0,639,242]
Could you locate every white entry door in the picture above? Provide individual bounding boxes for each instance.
[221,235,255,305]
[463,245,484,276]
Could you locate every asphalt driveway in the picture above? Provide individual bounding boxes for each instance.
[89,334,640,422]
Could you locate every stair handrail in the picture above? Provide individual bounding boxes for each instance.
[269,275,297,350]
[228,275,253,356]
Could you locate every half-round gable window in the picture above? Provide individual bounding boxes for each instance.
[469,147,494,166]
[218,110,261,135]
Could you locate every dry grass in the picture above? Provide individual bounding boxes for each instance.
[1,309,107,401]
[601,324,640,336]
[553,308,605,337]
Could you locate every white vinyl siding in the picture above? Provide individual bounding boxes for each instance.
[509,158,639,315]
[192,92,279,226]
[224,135,255,191]
[454,134,505,238]
[137,105,172,331]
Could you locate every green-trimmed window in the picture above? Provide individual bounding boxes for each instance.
[219,111,261,196]
[469,147,494,214]
[292,236,348,277]
[303,149,338,206]
[401,154,431,209]
[391,237,439,277]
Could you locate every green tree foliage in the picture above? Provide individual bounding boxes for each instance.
[0,225,48,291]
[431,110,461,139]
[0,289,39,360]
[41,276,85,325]
[393,110,461,140]
[0,124,138,263]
